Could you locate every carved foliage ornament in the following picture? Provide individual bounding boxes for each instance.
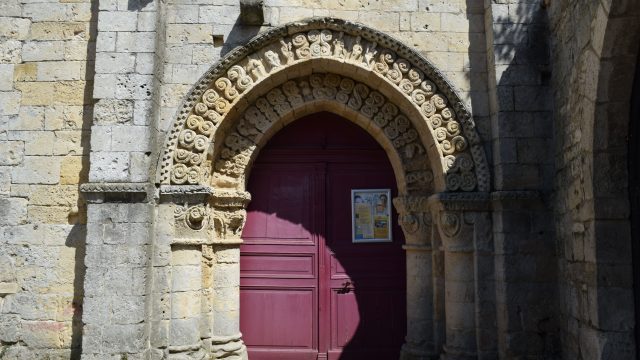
[161,19,489,192]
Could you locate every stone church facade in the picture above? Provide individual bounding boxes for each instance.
[0,0,639,359]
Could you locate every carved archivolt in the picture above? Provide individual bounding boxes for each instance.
[158,18,490,193]
[213,72,444,191]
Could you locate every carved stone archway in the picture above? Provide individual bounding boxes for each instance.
[156,18,491,360]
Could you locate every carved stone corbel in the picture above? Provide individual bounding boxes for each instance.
[210,189,251,243]
[239,0,263,26]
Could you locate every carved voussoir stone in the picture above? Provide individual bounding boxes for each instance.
[159,17,490,193]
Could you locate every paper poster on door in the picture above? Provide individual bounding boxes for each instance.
[351,189,392,243]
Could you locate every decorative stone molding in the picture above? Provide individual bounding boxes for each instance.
[491,190,543,211]
[427,191,491,212]
[159,184,214,195]
[174,203,210,231]
[158,184,214,204]
[158,17,490,193]
[80,182,149,194]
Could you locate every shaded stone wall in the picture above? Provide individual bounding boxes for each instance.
[0,0,95,357]
[548,0,640,358]
[483,1,558,357]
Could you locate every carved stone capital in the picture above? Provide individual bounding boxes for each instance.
[210,190,251,242]
[393,196,433,247]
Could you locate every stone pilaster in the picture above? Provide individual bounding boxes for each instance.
[428,193,492,360]
[80,183,154,358]
[158,185,214,359]
[395,195,438,360]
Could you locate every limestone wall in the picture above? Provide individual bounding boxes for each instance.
[0,0,95,357]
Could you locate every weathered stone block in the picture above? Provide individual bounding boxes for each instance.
[111,125,150,152]
[0,39,22,63]
[0,17,30,40]
[21,320,72,349]
[137,11,156,31]
[102,323,146,353]
[0,91,21,115]
[53,130,89,155]
[96,31,117,52]
[171,265,201,292]
[31,22,89,41]
[96,52,136,74]
[166,24,213,44]
[171,290,200,319]
[199,5,240,25]
[98,11,138,32]
[169,318,200,346]
[11,156,61,184]
[112,295,146,324]
[116,31,156,53]
[60,155,89,185]
[0,64,14,91]
[88,151,129,182]
[22,41,65,62]
[20,131,54,155]
[0,314,20,342]
[0,140,24,165]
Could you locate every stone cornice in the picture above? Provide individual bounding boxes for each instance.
[428,192,491,212]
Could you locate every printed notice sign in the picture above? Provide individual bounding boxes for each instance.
[351,189,392,243]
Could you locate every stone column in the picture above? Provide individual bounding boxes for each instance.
[395,196,437,360]
[209,190,251,360]
[429,193,491,360]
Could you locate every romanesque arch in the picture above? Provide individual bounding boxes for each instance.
[155,17,492,359]
[157,17,489,194]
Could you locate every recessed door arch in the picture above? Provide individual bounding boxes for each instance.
[240,112,406,359]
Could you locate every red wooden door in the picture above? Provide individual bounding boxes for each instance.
[240,112,406,360]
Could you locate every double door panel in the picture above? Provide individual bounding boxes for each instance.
[240,154,406,359]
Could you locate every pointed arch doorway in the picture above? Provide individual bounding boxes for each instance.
[239,112,407,359]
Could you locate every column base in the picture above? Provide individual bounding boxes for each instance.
[440,345,476,360]
[400,342,438,360]
[211,333,247,360]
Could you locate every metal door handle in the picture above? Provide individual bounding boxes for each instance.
[338,280,355,294]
